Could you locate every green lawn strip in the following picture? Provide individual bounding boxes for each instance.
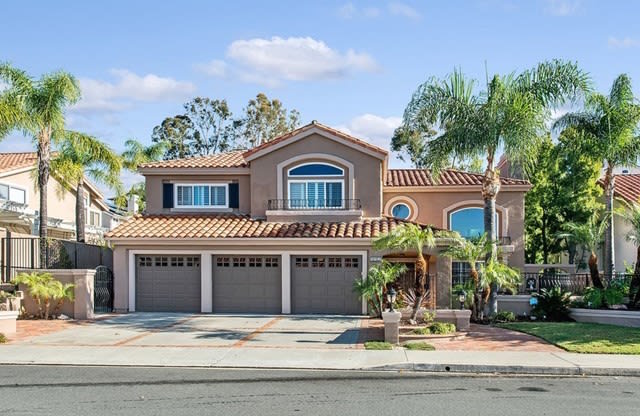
[403,341,435,351]
[364,341,393,350]
[498,322,640,354]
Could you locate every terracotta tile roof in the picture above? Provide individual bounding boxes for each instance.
[602,174,640,203]
[0,152,39,173]
[105,214,427,240]
[139,151,247,169]
[243,121,388,158]
[385,169,530,187]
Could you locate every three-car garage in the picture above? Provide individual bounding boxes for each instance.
[132,253,364,315]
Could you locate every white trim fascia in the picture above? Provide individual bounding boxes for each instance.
[383,185,531,193]
[277,153,355,200]
[174,183,229,209]
[265,209,363,216]
[245,126,387,162]
[0,165,35,179]
[139,167,251,175]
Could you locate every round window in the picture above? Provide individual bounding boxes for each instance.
[391,203,411,220]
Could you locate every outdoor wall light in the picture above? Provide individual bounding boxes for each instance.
[386,287,397,312]
[458,290,466,310]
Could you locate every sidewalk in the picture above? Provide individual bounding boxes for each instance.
[2,343,640,376]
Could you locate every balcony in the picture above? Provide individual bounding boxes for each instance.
[267,199,362,211]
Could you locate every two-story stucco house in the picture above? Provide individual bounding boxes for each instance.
[106,121,530,315]
[0,152,121,241]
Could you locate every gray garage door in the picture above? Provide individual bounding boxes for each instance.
[291,255,362,315]
[212,255,281,313]
[135,255,201,312]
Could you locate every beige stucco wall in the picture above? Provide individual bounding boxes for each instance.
[383,188,527,270]
[614,199,636,272]
[0,168,105,228]
[144,173,251,215]
[249,133,383,218]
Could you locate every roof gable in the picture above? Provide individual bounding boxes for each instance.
[243,121,388,162]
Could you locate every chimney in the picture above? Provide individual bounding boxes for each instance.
[127,194,139,214]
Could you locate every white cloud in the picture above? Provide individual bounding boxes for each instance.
[194,59,228,77]
[203,36,378,87]
[388,2,422,20]
[336,114,409,167]
[73,69,196,112]
[544,0,581,16]
[337,2,356,19]
[608,36,640,49]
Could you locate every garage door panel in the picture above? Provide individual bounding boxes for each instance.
[292,255,362,315]
[135,255,201,313]
[213,255,281,314]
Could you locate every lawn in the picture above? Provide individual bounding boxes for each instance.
[499,322,640,354]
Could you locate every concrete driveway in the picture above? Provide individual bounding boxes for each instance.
[13,313,368,349]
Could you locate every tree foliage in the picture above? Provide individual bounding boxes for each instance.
[239,93,300,148]
[354,261,407,318]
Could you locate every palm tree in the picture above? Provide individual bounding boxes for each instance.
[353,261,407,318]
[0,85,25,139]
[615,199,640,307]
[399,60,590,314]
[0,63,80,262]
[440,233,493,321]
[558,212,610,289]
[554,74,640,276]
[373,224,437,322]
[51,132,122,242]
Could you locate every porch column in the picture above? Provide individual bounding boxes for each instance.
[435,256,452,309]
[201,253,212,313]
[281,253,291,314]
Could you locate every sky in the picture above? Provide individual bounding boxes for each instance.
[1,0,639,196]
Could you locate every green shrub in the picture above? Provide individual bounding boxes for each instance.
[533,287,572,321]
[0,333,6,344]
[491,311,516,323]
[604,286,625,306]
[364,341,393,350]
[412,327,431,335]
[583,287,603,309]
[422,311,436,324]
[404,341,435,351]
[428,322,456,334]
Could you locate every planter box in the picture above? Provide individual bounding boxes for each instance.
[400,308,470,331]
[569,308,640,328]
[497,295,532,316]
[0,310,19,334]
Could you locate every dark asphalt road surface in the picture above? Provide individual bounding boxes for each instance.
[1,365,638,415]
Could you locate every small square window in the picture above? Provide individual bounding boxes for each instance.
[265,257,279,267]
[138,256,152,267]
[216,257,230,267]
[186,256,200,267]
[295,257,309,268]
[249,257,263,267]
[328,257,342,268]
[233,257,246,267]
[171,257,184,267]
[344,257,360,268]
[154,256,168,267]
[311,257,325,268]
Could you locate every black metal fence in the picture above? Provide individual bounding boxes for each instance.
[0,235,113,283]
[519,272,632,295]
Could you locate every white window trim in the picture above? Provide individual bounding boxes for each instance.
[287,179,345,208]
[0,181,28,205]
[88,209,102,228]
[174,183,229,209]
[287,162,345,177]
[276,154,355,200]
[384,195,419,221]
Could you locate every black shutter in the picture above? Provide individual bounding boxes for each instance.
[229,183,239,209]
[162,183,174,208]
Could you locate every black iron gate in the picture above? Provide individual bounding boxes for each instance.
[94,265,114,313]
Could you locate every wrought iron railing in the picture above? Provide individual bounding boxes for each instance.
[268,198,362,210]
[518,272,632,295]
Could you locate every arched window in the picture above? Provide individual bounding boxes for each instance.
[449,207,497,238]
[287,162,345,208]
[391,203,411,220]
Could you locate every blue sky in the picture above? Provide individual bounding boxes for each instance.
[1,0,639,193]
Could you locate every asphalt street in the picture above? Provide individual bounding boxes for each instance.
[1,365,638,415]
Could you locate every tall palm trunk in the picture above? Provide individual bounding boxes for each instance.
[603,166,615,277]
[76,178,85,243]
[482,166,500,315]
[410,253,427,322]
[37,128,51,266]
[470,268,483,322]
[588,251,604,289]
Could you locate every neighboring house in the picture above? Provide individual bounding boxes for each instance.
[106,121,530,314]
[0,152,119,242]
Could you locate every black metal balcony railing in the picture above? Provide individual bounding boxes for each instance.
[268,199,362,211]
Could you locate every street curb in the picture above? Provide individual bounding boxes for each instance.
[366,363,640,377]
